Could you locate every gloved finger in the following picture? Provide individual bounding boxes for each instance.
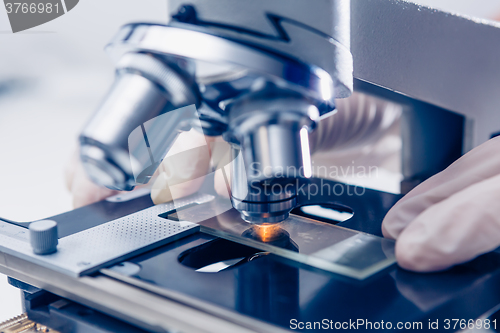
[395,173,500,272]
[65,149,79,192]
[150,129,216,204]
[67,153,119,208]
[214,146,232,198]
[382,136,500,240]
[309,92,401,153]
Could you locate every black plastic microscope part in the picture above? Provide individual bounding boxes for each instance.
[1,177,400,239]
[354,79,465,194]
[112,232,500,331]
[0,193,155,237]
[15,286,148,333]
[178,237,262,270]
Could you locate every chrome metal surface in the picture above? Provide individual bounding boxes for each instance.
[116,52,196,107]
[231,197,297,224]
[229,147,296,224]
[80,52,198,191]
[227,92,316,223]
[230,148,297,224]
[167,0,353,98]
[81,19,348,224]
[106,24,339,108]
[227,92,318,183]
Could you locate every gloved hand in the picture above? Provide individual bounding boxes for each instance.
[65,150,119,208]
[149,129,230,204]
[65,129,224,208]
[67,92,400,207]
[382,136,500,272]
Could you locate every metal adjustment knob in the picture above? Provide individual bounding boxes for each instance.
[29,220,58,255]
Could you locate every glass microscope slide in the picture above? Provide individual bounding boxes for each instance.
[171,198,396,280]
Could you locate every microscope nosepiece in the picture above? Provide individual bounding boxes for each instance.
[79,21,347,224]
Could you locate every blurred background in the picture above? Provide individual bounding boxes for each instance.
[1,0,500,322]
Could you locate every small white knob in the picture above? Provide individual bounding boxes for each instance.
[29,220,58,255]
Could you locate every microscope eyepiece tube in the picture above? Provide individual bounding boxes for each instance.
[79,53,198,191]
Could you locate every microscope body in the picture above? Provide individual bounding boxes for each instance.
[80,0,353,224]
[80,0,500,223]
[5,2,500,332]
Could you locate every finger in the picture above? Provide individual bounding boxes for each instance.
[70,160,119,208]
[214,147,232,198]
[150,129,214,204]
[382,136,500,239]
[310,92,401,153]
[64,148,79,192]
[395,173,500,272]
[151,170,208,204]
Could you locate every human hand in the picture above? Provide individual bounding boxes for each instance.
[149,129,231,204]
[67,92,401,212]
[66,129,231,208]
[65,149,120,208]
[382,136,500,272]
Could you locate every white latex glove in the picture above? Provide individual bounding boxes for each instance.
[150,129,226,204]
[65,129,231,208]
[67,93,401,207]
[153,92,400,204]
[382,136,500,272]
[65,150,119,208]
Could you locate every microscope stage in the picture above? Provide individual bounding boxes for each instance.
[173,198,396,280]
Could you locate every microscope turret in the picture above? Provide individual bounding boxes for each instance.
[79,0,353,224]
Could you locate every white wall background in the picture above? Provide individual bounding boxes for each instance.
[0,0,168,322]
[0,0,499,324]
[415,0,500,20]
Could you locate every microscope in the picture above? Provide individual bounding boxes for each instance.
[3,1,500,332]
[79,0,353,225]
